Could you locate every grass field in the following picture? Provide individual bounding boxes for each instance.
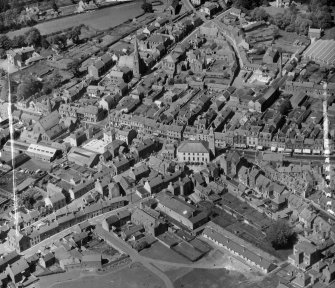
[7,2,143,38]
[50,262,165,288]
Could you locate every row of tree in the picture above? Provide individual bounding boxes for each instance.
[248,3,333,36]
[0,24,83,57]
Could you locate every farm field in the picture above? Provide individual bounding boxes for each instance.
[7,1,143,38]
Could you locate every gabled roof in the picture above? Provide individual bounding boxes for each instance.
[7,258,29,276]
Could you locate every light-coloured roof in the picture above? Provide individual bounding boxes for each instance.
[177,141,210,154]
[27,144,57,158]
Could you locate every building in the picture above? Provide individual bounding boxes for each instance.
[115,128,137,145]
[44,192,66,211]
[133,39,144,78]
[39,253,55,268]
[69,179,95,200]
[289,241,321,270]
[303,39,335,66]
[156,191,209,230]
[162,54,178,77]
[220,151,242,177]
[81,254,102,269]
[102,210,131,232]
[33,111,66,142]
[67,147,100,168]
[131,208,167,236]
[203,222,276,273]
[6,258,30,284]
[7,47,35,68]
[177,140,210,163]
[26,144,57,162]
[308,27,322,43]
[88,54,114,79]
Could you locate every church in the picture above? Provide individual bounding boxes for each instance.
[118,38,145,79]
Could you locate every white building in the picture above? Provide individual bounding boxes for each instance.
[177,140,210,163]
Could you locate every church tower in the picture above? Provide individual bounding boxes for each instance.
[209,126,216,158]
[46,98,52,113]
[133,38,142,79]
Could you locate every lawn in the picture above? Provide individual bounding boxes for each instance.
[50,262,165,288]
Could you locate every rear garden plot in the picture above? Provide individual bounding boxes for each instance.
[172,241,206,262]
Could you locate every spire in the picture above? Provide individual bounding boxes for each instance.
[133,38,142,78]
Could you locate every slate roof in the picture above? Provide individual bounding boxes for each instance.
[178,140,210,153]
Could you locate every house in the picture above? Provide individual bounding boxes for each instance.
[131,208,167,236]
[0,251,20,272]
[166,0,179,15]
[6,258,30,284]
[177,141,210,164]
[162,54,178,77]
[7,46,35,68]
[323,263,335,284]
[71,231,89,247]
[308,27,322,42]
[115,128,137,145]
[39,252,55,268]
[88,54,114,79]
[69,179,95,200]
[102,214,120,232]
[128,164,150,182]
[290,241,321,270]
[298,207,317,229]
[44,192,66,211]
[263,47,279,64]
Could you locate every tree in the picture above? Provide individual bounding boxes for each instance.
[0,34,12,50]
[51,0,58,11]
[266,220,294,249]
[40,37,50,49]
[25,28,42,47]
[250,7,269,21]
[51,34,67,49]
[0,0,10,13]
[43,71,62,94]
[68,58,81,76]
[11,35,25,48]
[67,26,81,44]
[141,1,153,13]
[16,76,42,101]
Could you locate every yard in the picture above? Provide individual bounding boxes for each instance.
[140,241,192,264]
[49,262,165,288]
